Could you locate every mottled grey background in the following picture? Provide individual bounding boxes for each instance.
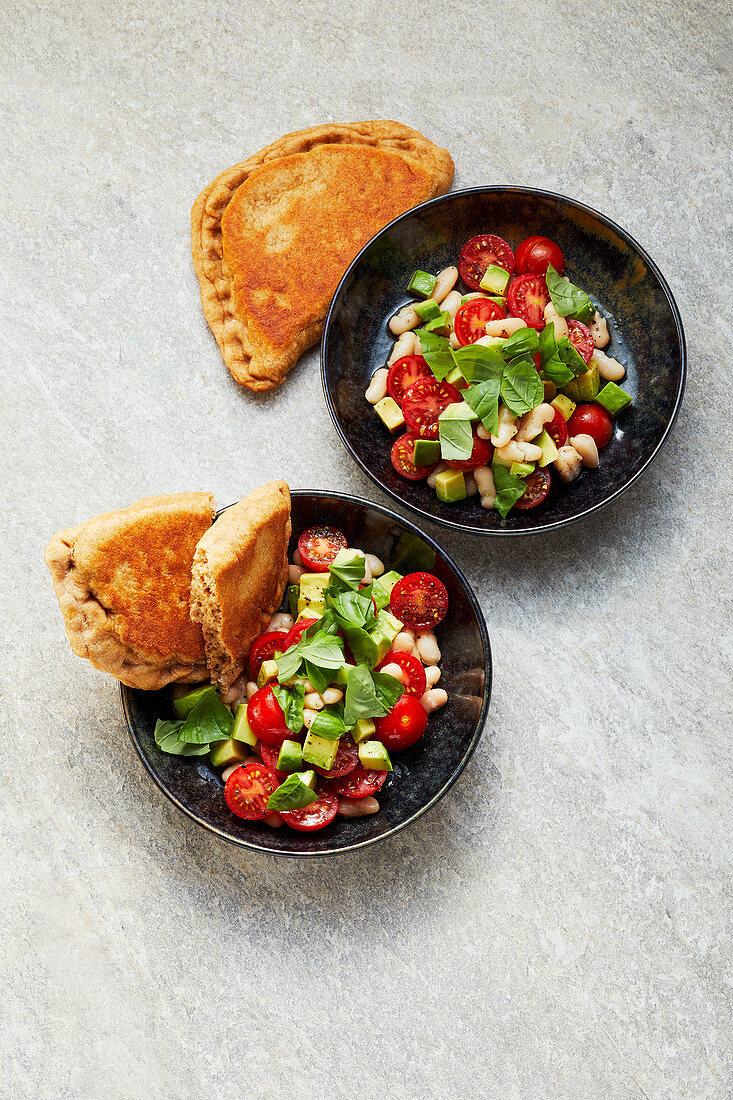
[1,1,731,1097]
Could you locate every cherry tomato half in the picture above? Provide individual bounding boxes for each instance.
[297,526,348,573]
[546,407,568,448]
[247,685,291,745]
[459,234,515,291]
[445,432,493,471]
[402,378,461,440]
[454,297,505,346]
[566,318,594,364]
[386,354,432,406]
[313,735,359,779]
[567,404,613,448]
[507,273,550,330]
[375,694,428,751]
[331,763,388,799]
[391,431,438,481]
[280,787,339,831]
[258,741,293,782]
[515,236,566,276]
[283,617,319,650]
[225,762,279,820]
[390,571,449,632]
[248,631,289,679]
[378,649,427,698]
[513,467,551,510]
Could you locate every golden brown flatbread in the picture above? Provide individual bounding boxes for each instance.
[190,481,291,690]
[45,493,216,690]
[191,121,454,392]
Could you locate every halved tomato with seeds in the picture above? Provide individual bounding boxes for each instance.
[297,526,347,572]
[391,431,437,480]
[225,762,279,820]
[402,378,461,440]
[507,273,550,329]
[313,735,359,779]
[546,408,568,449]
[378,649,427,698]
[280,787,339,831]
[513,467,551,510]
[390,572,449,631]
[386,354,432,405]
[454,297,505,346]
[459,234,515,291]
[566,318,594,364]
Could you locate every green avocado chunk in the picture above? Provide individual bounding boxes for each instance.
[562,361,599,402]
[425,310,451,336]
[173,684,215,719]
[372,570,402,604]
[535,429,559,467]
[551,394,576,421]
[371,608,404,662]
[231,703,257,748]
[298,572,330,617]
[414,298,441,322]
[435,468,467,502]
[374,396,405,432]
[595,382,632,415]
[352,718,376,744]
[209,738,251,769]
[302,730,339,770]
[358,740,393,771]
[445,365,466,389]
[408,270,437,298]
[413,438,441,465]
[276,739,304,773]
[479,265,511,295]
[510,461,535,478]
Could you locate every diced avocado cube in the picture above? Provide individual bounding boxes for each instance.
[352,718,376,744]
[374,396,405,433]
[231,703,258,748]
[445,365,467,390]
[257,659,279,688]
[300,769,317,790]
[510,461,535,478]
[372,570,403,604]
[209,737,251,769]
[543,380,557,402]
[461,292,487,303]
[413,438,441,465]
[562,361,599,402]
[371,608,404,661]
[535,429,559,467]
[173,684,215,719]
[571,300,596,325]
[425,310,451,336]
[407,270,437,299]
[358,740,393,772]
[479,264,511,295]
[414,298,441,322]
[551,394,576,421]
[492,448,512,470]
[287,584,300,619]
[595,382,632,416]
[302,730,339,771]
[333,663,356,687]
[486,295,507,309]
[435,468,467,503]
[297,572,330,617]
[276,739,303,773]
[332,547,362,570]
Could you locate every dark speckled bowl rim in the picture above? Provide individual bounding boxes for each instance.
[321,185,687,537]
[121,489,492,857]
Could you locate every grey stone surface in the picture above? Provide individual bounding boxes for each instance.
[1,0,731,1096]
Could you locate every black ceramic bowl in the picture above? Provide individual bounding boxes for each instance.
[322,187,686,535]
[121,491,491,857]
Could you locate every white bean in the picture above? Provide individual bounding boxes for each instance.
[543,302,568,340]
[221,763,244,782]
[424,665,441,688]
[304,692,324,710]
[449,331,461,349]
[246,681,258,700]
[365,367,389,404]
[365,552,384,578]
[427,462,448,489]
[497,439,542,464]
[411,643,423,661]
[515,403,555,443]
[387,331,417,366]
[416,632,441,665]
[293,549,303,566]
[263,812,284,828]
[433,266,459,304]
[220,684,239,705]
[473,465,496,509]
[288,564,303,584]
[486,317,525,338]
[421,688,448,713]
[554,445,583,483]
[591,310,610,348]
[302,707,318,729]
[389,304,421,335]
[322,687,343,705]
[337,796,380,818]
[592,348,626,381]
[464,473,478,497]
[268,612,294,633]
[380,661,406,683]
[413,333,422,354]
[490,404,517,448]
[393,631,415,653]
[440,290,462,322]
[570,433,600,468]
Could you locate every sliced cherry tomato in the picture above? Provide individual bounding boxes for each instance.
[507,273,550,330]
[332,763,388,799]
[386,354,432,405]
[225,761,279,820]
[247,685,291,745]
[458,234,515,291]
[375,694,428,751]
[283,617,318,650]
[313,735,359,779]
[454,297,505,346]
[546,407,568,448]
[248,631,289,679]
[567,404,613,448]
[280,787,339,831]
[391,431,438,481]
[445,432,493,471]
[515,236,566,276]
[297,526,347,573]
[390,571,449,632]
[402,378,461,440]
[566,318,594,364]
[378,649,427,697]
[513,467,551,510]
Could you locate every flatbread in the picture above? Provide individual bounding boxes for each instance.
[45,493,216,690]
[192,121,454,391]
[190,481,291,690]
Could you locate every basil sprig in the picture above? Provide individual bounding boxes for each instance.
[154,719,211,756]
[344,664,403,727]
[267,773,318,812]
[438,401,478,461]
[418,330,458,380]
[545,263,594,322]
[493,464,529,519]
[500,360,544,415]
[154,690,233,755]
[462,378,501,436]
[309,706,349,741]
[271,683,306,734]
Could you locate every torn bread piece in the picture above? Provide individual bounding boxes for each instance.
[190,481,291,690]
[45,493,216,690]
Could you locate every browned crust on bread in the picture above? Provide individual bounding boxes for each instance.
[191,121,454,392]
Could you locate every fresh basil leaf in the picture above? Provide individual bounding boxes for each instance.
[438,415,474,461]
[309,706,348,740]
[327,589,376,631]
[267,773,319,812]
[463,379,501,436]
[341,624,380,668]
[492,463,529,519]
[360,581,389,612]
[372,670,404,712]
[271,683,306,734]
[500,361,544,415]
[154,719,210,756]
[556,335,589,376]
[276,643,304,683]
[453,342,505,382]
[344,664,392,726]
[298,630,345,671]
[303,659,331,695]
[546,263,593,320]
[537,323,573,385]
[328,554,366,593]
[418,330,458,381]
[177,691,233,744]
[501,326,539,360]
